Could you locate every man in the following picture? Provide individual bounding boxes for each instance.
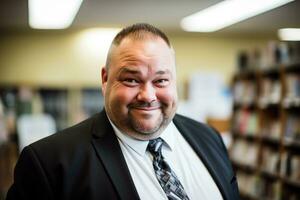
[6,23,239,200]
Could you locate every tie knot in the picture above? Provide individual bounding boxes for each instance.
[147,137,164,154]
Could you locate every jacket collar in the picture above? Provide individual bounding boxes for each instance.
[173,114,233,200]
[91,110,232,200]
[91,110,140,200]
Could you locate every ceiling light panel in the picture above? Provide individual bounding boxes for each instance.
[181,0,294,32]
[279,28,300,41]
[29,0,83,29]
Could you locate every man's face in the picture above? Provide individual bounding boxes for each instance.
[101,37,178,140]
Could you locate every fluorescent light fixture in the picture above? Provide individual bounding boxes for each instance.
[29,0,83,29]
[79,28,120,49]
[76,28,121,59]
[181,0,294,32]
[278,28,300,41]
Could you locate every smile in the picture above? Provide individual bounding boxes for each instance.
[133,107,160,111]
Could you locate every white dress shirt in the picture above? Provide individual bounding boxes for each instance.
[109,119,223,200]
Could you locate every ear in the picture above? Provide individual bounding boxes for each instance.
[101,67,108,95]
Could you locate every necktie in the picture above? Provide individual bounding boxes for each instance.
[147,138,190,200]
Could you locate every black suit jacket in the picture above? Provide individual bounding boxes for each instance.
[6,110,239,200]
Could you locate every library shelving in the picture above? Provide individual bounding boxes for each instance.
[0,85,104,199]
[230,42,300,200]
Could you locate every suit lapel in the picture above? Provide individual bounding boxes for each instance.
[173,115,232,200]
[90,111,233,200]
[91,111,140,200]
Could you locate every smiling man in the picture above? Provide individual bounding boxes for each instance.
[102,32,177,140]
[6,23,239,200]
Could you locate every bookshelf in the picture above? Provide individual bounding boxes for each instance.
[230,42,300,200]
[0,85,104,199]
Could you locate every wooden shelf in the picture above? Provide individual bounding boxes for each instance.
[260,66,280,77]
[282,177,300,189]
[283,139,300,151]
[259,170,279,180]
[240,191,259,200]
[258,101,280,109]
[234,70,257,79]
[231,48,300,200]
[233,102,256,109]
[283,97,300,108]
[261,136,281,146]
[232,132,259,142]
[284,63,300,73]
[232,161,257,173]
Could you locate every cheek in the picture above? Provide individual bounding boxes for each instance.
[109,85,139,106]
[157,87,177,105]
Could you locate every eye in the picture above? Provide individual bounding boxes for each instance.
[154,79,169,87]
[123,78,139,86]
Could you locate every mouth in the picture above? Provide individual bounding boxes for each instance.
[133,106,160,111]
[129,101,162,111]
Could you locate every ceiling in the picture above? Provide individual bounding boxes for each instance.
[1,0,300,36]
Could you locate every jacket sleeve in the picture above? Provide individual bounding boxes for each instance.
[210,125,240,200]
[6,146,54,200]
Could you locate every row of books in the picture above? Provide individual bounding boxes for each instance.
[233,80,256,105]
[260,117,281,140]
[232,107,300,141]
[284,113,300,143]
[284,73,300,107]
[256,178,281,200]
[258,78,281,107]
[233,71,300,108]
[236,171,258,198]
[236,171,281,200]
[232,108,258,136]
[281,152,300,182]
[0,89,18,145]
[285,74,300,98]
[0,99,8,144]
[0,86,104,145]
[231,140,300,179]
[237,167,300,200]
[0,142,18,199]
[233,77,282,107]
[231,139,258,166]
[237,41,300,71]
[260,146,280,174]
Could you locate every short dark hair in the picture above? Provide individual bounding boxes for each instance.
[112,23,170,47]
[105,23,171,68]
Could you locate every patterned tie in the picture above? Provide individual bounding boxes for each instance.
[147,138,190,200]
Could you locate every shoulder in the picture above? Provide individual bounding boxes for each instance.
[26,112,105,158]
[173,114,220,138]
[173,114,209,128]
[33,114,96,145]
[10,112,110,198]
[173,113,226,151]
[15,112,108,183]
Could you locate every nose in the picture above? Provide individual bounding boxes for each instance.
[137,83,157,103]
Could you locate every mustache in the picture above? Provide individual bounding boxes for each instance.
[128,101,162,109]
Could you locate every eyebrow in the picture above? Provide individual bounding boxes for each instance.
[118,67,171,76]
[118,67,140,75]
[155,70,171,75]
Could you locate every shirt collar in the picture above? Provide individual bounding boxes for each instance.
[107,114,176,156]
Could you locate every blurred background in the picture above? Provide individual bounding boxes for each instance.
[0,0,300,199]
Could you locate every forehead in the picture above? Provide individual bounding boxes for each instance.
[110,37,175,73]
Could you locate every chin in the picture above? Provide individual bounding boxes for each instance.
[130,116,158,131]
[132,115,172,136]
[133,122,160,134]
